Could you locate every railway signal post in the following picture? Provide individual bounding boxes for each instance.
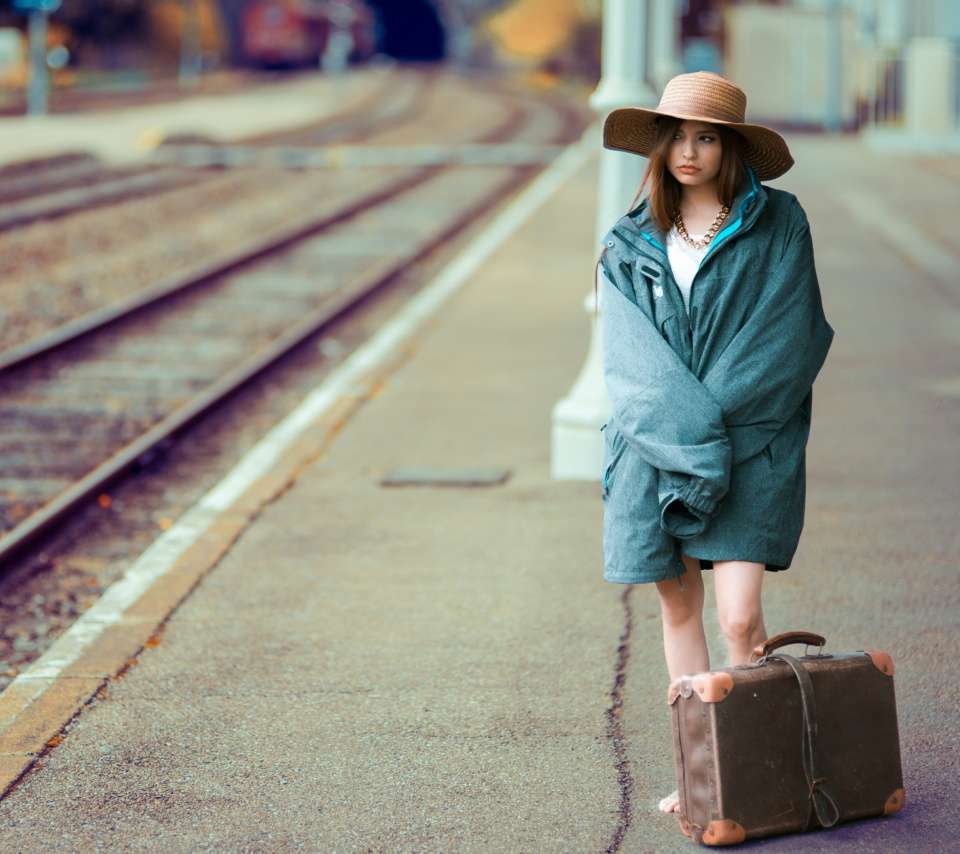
[13,0,61,117]
[180,0,204,88]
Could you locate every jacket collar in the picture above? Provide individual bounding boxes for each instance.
[604,166,767,262]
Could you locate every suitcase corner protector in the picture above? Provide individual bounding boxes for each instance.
[690,671,736,703]
[884,788,906,816]
[670,671,735,704]
[862,650,895,676]
[702,819,746,846]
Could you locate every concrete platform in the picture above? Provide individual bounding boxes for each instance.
[0,103,958,851]
[0,69,387,167]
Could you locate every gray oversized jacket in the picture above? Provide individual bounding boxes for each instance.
[600,169,833,584]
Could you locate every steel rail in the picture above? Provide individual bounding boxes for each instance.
[0,167,197,233]
[0,75,526,373]
[0,82,573,568]
[0,155,103,202]
[149,143,566,169]
[0,165,534,567]
[0,167,438,373]
[240,67,436,148]
[0,71,431,234]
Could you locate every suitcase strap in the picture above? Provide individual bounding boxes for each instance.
[771,654,843,830]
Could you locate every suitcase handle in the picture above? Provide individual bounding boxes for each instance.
[751,631,826,662]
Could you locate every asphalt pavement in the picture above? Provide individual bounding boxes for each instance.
[619,134,960,854]
[0,81,957,852]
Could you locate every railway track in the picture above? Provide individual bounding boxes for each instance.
[0,69,269,118]
[0,69,432,233]
[0,72,587,577]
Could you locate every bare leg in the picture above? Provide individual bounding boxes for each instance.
[713,560,768,666]
[655,555,708,813]
[655,555,709,681]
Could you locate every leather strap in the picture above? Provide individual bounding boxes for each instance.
[771,654,842,830]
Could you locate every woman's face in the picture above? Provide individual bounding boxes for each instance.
[667,121,723,190]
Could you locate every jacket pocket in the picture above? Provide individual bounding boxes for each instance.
[765,409,810,473]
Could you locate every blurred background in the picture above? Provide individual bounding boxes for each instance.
[0,0,956,142]
[0,6,955,823]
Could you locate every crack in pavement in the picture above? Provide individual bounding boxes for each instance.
[605,584,635,853]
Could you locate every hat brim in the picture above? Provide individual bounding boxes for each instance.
[603,107,794,181]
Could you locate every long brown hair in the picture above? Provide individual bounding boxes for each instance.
[595,118,747,296]
[636,117,747,232]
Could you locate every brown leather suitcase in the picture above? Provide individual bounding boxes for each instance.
[668,631,904,846]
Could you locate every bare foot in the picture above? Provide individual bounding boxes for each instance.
[659,790,680,813]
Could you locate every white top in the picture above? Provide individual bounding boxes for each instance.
[666,225,709,314]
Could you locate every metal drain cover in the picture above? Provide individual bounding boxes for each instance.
[379,468,511,487]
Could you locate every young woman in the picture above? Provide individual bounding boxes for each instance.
[596,72,834,813]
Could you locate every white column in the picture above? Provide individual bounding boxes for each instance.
[650,0,682,90]
[825,0,844,132]
[875,0,908,44]
[904,37,956,134]
[551,0,657,481]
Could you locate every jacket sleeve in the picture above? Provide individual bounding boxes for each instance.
[600,262,731,538]
[701,200,834,464]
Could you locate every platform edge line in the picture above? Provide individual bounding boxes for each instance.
[0,134,594,727]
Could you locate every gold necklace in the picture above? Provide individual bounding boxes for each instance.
[674,205,731,250]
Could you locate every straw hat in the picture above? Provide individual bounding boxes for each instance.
[603,72,794,181]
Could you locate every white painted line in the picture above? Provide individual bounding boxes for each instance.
[6,133,594,692]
